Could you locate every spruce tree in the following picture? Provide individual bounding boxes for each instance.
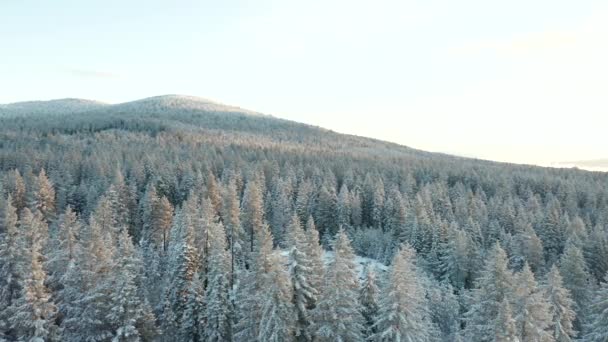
[585,271,608,342]
[8,208,59,341]
[544,265,576,342]
[464,243,514,342]
[371,244,429,342]
[512,263,553,342]
[205,221,233,342]
[287,214,316,341]
[311,228,364,341]
[359,264,379,338]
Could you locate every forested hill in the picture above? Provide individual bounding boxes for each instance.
[1,95,608,341]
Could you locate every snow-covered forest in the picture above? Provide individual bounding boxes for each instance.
[1,96,608,341]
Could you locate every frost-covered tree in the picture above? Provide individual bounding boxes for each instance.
[107,227,157,342]
[180,272,205,342]
[287,213,316,341]
[0,195,23,335]
[585,271,608,342]
[511,263,553,342]
[559,243,592,331]
[371,244,429,342]
[205,220,233,342]
[234,222,274,341]
[242,180,265,254]
[62,217,116,341]
[311,228,364,341]
[47,206,80,294]
[544,265,576,342]
[30,168,56,223]
[222,177,245,284]
[464,243,514,342]
[8,208,59,341]
[259,252,295,342]
[359,264,379,338]
[304,216,324,303]
[494,299,519,342]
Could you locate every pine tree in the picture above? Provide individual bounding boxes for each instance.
[242,180,265,255]
[464,243,514,342]
[585,271,608,342]
[47,206,80,294]
[205,221,233,342]
[371,244,429,342]
[311,228,364,341]
[512,263,553,342]
[108,227,157,342]
[359,264,379,338]
[0,195,23,336]
[180,272,205,342]
[259,252,295,342]
[337,183,351,230]
[165,207,199,327]
[222,177,245,285]
[544,265,576,342]
[30,168,56,223]
[8,208,59,341]
[287,214,316,341]
[559,243,592,332]
[304,216,324,303]
[494,299,519,342]
[234,222,274,341]
[62,217,116,341]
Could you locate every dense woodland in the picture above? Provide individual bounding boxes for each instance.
[1,96,608,341]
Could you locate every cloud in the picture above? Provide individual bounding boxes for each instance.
[64,68,120,79]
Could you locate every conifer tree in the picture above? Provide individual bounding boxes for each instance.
[371,244,429,342]
[544,265,576,342]
[205,220,233,342]
[304,216,324,302]
[180,272,205,342]
[0,195,23,335]
[287,214,316,341]
[359,264,380,338]
[8,208,59,341]
[559,243,592,331]
[311,228,364,341]
[30,168,56,223]
[464,243,514,342]
[512,263,553,342]
[494,299,519,342]
[259,252,295,342]
[585,271,608,342]
[47,206,80,293]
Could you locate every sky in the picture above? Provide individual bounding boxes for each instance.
[2,0,607,166]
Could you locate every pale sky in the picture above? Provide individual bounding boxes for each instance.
[2,0,607,165]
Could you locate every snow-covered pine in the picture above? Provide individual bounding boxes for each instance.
[258,252,295,341]
[359,264,379,338]
[304,216,324,298]
[8,208,59,341]
[559,243,593,332]
[511,263,553,342]
[0,195,23,335]
[287,213,316,341]
[180,272,205,342]
[543,265,577,342]
[494,299,519,342]
[234,221,274,341]
[371,243,429,342]
[311,228,364,342]
[464,242,515,342]
[585,271,608,342]
[205,220,233,342]
[107,227,157,342]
